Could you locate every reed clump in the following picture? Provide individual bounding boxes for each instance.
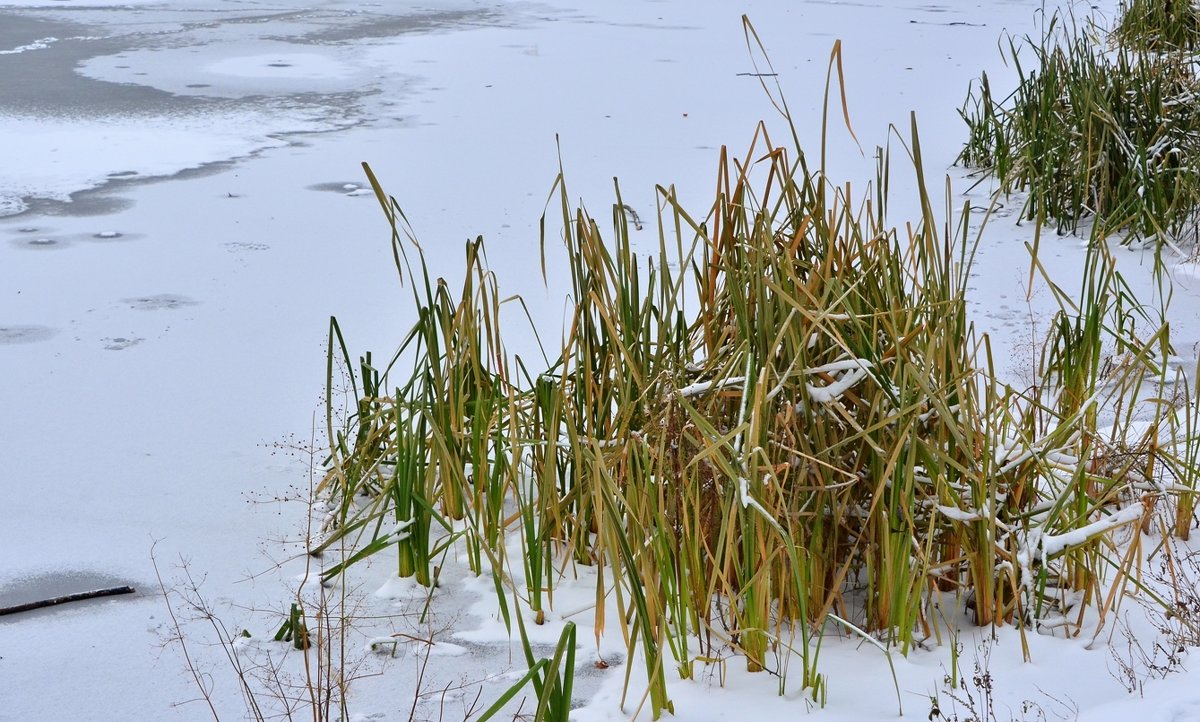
[958,10,1200,245]
[314,44,1191,718]
[1114,0,1200,51]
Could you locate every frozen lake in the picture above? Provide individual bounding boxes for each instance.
[0,2,512,218]
[3,1,1200,720]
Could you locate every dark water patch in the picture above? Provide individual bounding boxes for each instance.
[0,14,201,117]
[3,157,245,220]
[0,13,86,51]
[0,7,505,225]
[16,193,135,219]
[0,13,371,119]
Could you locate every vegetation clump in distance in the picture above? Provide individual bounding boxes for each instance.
[958,8,1200,247]
[1114,0,1200,51]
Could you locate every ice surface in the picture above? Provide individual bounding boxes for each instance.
[79,42,375,99]
[2,0,1200,721]
[0,113,333,215]
[0,2,507,219]
[0,36,59,54]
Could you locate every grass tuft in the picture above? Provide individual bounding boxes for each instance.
[958,9,1200,246]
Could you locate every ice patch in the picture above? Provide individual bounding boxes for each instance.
[307,181,366,194]
[223,241,270,253]
[13,236,68,250]
[102,336,143,351]
[80,42,374,99]
[366,636,467,657]
[0,108,346,218]
[0,194,27,217]
[204,53,356,81]
[0,0,164,6]
[121,294,198,311]
[0,325,57,344]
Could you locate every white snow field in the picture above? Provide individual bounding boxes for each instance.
[1,0,1199,720]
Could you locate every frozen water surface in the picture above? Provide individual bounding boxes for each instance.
[2,1,1200,721]
[0,324,57,343]
[0,1,508,216]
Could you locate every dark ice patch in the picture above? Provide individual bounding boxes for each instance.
[0,325,57,344]
[102,336,143,350]
[224,241,270,252]
[13,237,69,250]
[122,294,198,311]
[0,569,142,622]
[307,181,364,193]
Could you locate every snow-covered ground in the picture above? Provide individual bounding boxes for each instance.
[2,1,1199,720]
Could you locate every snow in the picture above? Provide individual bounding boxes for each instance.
[1037,503,1148,560]
[677,376,746,397]
[0,36,59,54]
[2,0,1200,720]
[804,358,874,404]
[937,504,987,523]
